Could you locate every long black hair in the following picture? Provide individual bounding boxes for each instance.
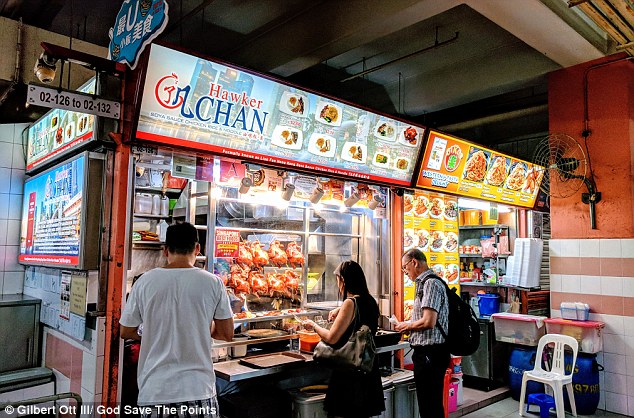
[334,260,371,300]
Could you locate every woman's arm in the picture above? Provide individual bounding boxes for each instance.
[304,298,355,344]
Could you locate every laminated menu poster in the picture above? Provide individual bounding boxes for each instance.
[215,229,240,258]
[19,155,84,266]
[403,190,459,320]
[136,44,425,187]
[415,131,545,208]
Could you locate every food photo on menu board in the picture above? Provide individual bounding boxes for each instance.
[415,130,545,208]
[135,44,425,187]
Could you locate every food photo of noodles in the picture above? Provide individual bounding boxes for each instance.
[463,149,488,182]
[486,156,508,186]
[505,162,527,190]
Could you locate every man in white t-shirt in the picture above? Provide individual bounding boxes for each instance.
[120,222,233,418]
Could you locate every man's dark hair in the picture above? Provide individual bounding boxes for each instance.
[165,222,199,255]
[404,248,427,264]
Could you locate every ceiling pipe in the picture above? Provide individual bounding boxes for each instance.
[437,104,548,132]
[340,29,459,83]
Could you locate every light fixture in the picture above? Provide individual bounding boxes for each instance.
[281,183,295,201]
[344,192,360,208]
[367,195,382,210]
[33,52,58,83]
[309,186,324,204]
[239,177,252,194]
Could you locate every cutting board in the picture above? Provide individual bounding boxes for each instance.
[239,352,305,369]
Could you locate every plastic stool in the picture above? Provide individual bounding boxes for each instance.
[527,393,556,418]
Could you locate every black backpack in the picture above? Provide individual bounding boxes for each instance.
[423,274,480,356]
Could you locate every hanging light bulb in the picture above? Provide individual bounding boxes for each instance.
[309,186,324,204]
[368,195,382,210]
[281,183,295,201]
[344,192,360,208]
[239,177,252,194]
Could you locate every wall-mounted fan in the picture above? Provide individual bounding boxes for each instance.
[533,133,601,229]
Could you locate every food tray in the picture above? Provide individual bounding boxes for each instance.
[238,352,305,368]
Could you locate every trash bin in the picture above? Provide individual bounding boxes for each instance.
[390,369,418,418]
[373,376,394,418]
[288,386,328,418]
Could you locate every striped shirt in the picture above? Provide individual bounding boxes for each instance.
[409,269,449,347]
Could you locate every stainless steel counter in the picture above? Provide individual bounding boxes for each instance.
[213,341,409,382]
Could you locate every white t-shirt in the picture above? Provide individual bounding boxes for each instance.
[120,267,232,405]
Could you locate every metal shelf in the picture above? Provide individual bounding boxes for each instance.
[458,224,508,230]
[133,213,170,219]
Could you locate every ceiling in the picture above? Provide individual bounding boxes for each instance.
[0,0,623,160]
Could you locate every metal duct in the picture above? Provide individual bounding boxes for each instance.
[569,0,634,56]
[437,104,548,132]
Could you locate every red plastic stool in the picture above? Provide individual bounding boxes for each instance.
[527,393,556,418]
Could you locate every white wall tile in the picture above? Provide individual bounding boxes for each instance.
[0,143,12,168]
[622,239,634,259]
[0,167,11,193]
[9,168,24,194]
[561,239,579,257]
[6,219,20,246]
[627,375,634,397]
[21,382,54,399]
[80,387,95,418]
[601,276,623,297]
[604,353,626,374]
[11,143,25,170]
[600,314,624,336]
[81,351,97,393]
[624,278,634,298]
[580,238,600,258]
[550,274,562,292]
[4,245,23,272]
[7,194,21,220]
[579,275,601,295]
[549,239,561,257]
[625,317,634,337]
[13,124,28,144]
[605,371,627,394]
[626,338,634,358]
[94,356,104,395]
[2,271,23,294]
[605,391,628,415]
[604,333,626,355]
[0,221,6,246]
[0,124,14,143]
[626,355,634,376]
[0,246,5,271]
[0,193,8,220]
[560,274,580,293]
[628,395,634,417]
[600,239,622,258]
[0,388,24,403]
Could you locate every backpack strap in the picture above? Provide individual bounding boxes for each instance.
[421,274,449,340]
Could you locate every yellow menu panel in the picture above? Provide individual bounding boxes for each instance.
[415,131,544,208]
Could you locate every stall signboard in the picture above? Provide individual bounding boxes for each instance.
[26,78,97,172]
[402,190,460,321]
[19,155,85,266]
[415,131,545,208]
[136,44,425,187]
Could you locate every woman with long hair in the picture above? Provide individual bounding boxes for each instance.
[303,260,384,418]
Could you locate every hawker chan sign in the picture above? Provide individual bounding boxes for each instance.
[108,0,169,69]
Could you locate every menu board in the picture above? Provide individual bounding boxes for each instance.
[136,44,425,187]
[402,190,459,320]
[415,131,545,208]
[26,78,97,172]
[19,155,85,267]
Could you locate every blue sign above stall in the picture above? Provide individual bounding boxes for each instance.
[108,0,169,70]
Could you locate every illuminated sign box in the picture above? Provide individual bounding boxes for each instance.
[19,152,104,270]
[135,44,426,187]
[415,130,545,208]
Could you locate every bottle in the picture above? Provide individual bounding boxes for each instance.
[468,262,475,280]
[158,219,169,242]
[152,194,161,215]
[160,194,169,217]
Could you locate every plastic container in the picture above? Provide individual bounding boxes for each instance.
[491,312,546,346]
[390,369,418,418]
[134,193,153,214]
[289,386,327,418]
[158,220,169,242]
[543,318,605,353]
[372,377,394,418]
[151,193,161,215]
[482,210,498,225]
[230,336,249,358]
[447,381,458,413]
[477,294,500,317]
[463,210,481,226]
[297,330,321,353]
[160,194,169,216]
[563,352,601,415]
[508,347,544,401]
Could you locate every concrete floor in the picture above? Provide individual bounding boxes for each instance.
[450,387,629,418]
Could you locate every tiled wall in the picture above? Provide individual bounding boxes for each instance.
[0,123,28,294]
[550,238,634,416]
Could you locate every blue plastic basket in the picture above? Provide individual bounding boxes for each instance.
[478,294,500,317]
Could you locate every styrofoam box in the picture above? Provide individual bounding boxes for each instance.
[544,318,604,353]
[491,313,546,346]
